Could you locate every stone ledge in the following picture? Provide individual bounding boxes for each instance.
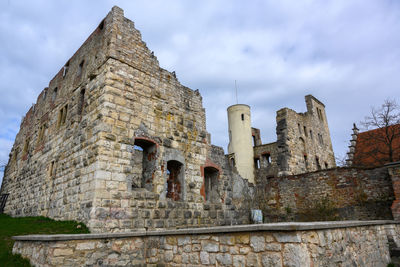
[13,220,399,241]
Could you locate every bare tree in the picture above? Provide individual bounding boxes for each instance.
[357,99,400,165]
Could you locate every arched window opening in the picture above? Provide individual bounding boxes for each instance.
[166,160,183,201]
[204,167,219,202]
[132,138,157,191]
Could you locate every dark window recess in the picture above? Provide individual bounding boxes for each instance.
[204,167,219,202]
[316,156,321,170]
[49,161,56,178]
[324,162,328,169]
[166,160,183,201]
[241,114,244,121]
[254,158,260,169]
[262,153,271,165]
[98,20,105,30]
[298,123,302,134]
[317,108,324,121]
[304,155,308,169]
[310,130,313,139]
[132,139,157,191]
[304,126,308,137]
[318,134,324,145]
[37,124,46,144]
[230,157,235,167]
[78,89,86,115]
[252,135,256,147]
[78,60,84,76]
[63,61,70,78]
[52,88,58,102]
[57,105,68,128]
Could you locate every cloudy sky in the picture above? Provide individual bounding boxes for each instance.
[1,0,400,182]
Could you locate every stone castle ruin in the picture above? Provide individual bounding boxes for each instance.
[1,6,400,235]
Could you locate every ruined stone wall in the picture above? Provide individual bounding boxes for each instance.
[1,6,251,232]
[86,7,249,232]
[254,142,279,177]
[275,95,336,176]
[256,166,394,222]
[388,162,400,220]
[13,222,399,267]
[0,8,117,221]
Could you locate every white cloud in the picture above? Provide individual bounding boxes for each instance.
[0,0,400,181]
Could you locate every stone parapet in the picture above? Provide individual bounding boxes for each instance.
[13,221,400,266]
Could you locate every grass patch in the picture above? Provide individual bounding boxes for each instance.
[0,213,89,266]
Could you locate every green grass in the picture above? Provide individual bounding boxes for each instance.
[0,213,89,266]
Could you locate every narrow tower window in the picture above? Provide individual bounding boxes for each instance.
[78,89,85,115]
[52,87,58,102]
[241,114,244,121]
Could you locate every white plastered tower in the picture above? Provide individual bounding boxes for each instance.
[227,104,255,183]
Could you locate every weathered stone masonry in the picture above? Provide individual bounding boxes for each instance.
[1,5,399,237]
[257,166,395,222]
[12,221,400,267]
[251,95,336,178]
[0,6,253,232]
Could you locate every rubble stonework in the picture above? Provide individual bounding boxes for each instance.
[256,166,395,222]
[0,6,253,232]
[250,95,336,177]
[12,222,399,267]
[0,5,398,236]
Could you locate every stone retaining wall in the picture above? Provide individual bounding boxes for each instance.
[13,221,400,266]
[257,166,395,222]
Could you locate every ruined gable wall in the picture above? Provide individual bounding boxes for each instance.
[257,167,394,222]
[0,8,119,222]
[86,7,249,232]
[254,142,279,178]
[275,95,336,175]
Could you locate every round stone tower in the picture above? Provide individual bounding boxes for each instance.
[227,104,255,183]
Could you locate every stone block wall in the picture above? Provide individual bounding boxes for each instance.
[388,162,400,220]
[256,166,395,222]
[0,7,117,222]
[12,221,399,266]
[275,95,336,176]
[0,6,252,232]
[254,142,279,177]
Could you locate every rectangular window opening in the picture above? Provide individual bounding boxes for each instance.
[78,60,84,76]
[254,158,260,169]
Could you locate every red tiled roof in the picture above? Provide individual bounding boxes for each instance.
[353,124,400,167]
